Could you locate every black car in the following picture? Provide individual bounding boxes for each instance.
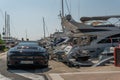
[7,41,49,68]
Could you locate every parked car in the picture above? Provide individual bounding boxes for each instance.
[7,41,49,68]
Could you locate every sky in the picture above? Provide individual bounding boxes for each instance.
[0,0,120,40]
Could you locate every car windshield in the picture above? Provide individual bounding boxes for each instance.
[17,41,39,46]
[16,41,46,52]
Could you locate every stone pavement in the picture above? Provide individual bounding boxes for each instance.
[49,71,120,80]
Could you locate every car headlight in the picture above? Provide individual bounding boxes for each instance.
[7,51,15,56]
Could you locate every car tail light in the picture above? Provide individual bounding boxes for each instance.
[9,60,17,65]
[34,56,44,59]
[36,60,45,64]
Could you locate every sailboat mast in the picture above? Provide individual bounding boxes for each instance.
[5,11,7,38]
[25,29,27,40]
[4,11,11,40]
[43,17,46,38]
[62,0,64,17]
[61,0,65,32]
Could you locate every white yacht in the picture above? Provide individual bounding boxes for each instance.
[62,15,120,57]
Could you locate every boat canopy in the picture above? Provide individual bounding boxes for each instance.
[80,15,120,22]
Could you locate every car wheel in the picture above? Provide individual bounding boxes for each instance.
[44,62,49,68]
[45,63,49,68]
[7,65,12,69]
[7,61,13,69]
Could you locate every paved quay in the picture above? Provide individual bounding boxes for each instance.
[48,62,120,80]
[49,71,120,80]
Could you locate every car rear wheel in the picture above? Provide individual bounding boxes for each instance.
[43,61,49,68]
